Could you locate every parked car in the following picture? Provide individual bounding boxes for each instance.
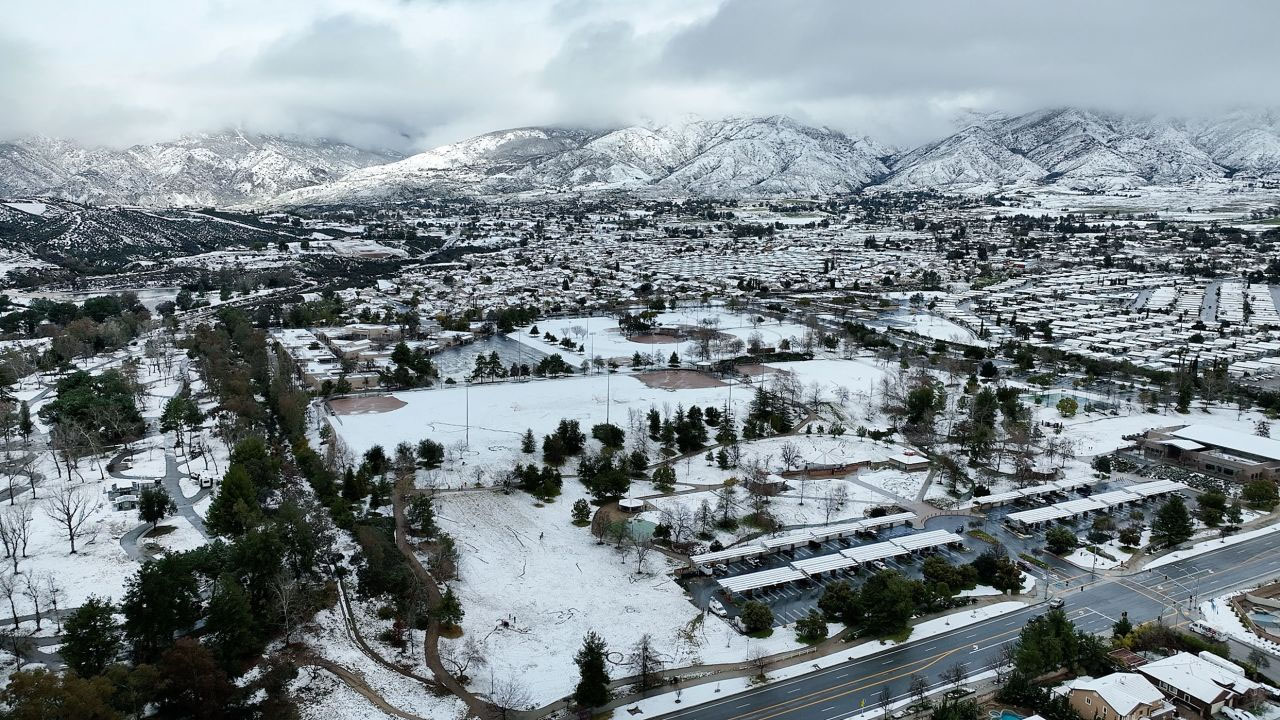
[714,563,729,575]
[872,560,889,572]
[709,599,728,617]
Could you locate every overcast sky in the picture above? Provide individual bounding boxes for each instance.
[4,0,1278,152]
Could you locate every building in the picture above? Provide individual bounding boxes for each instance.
[1057,673,1175,720]
[1141,424,1280,481]
[1136,652,1270,717]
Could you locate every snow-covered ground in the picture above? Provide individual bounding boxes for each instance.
[1199,591,1280,655]
[434,486,832,705]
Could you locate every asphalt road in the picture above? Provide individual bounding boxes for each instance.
[656,531,1280,720]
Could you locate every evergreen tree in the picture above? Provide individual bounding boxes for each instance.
[206,574,258,670]
[521,429,536,454]
[436,586,464,627]
[16,401,32,444]
[571,498,591,525]
[59,596,121,677]
[573,631,611,708]
[1152,495,1194,547]
[139,485,177,529]
[205,465,260,537]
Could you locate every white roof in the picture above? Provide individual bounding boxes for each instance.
[1170,424,1280,462]
[1060,674,1166,715]
[1139,652,1267,705]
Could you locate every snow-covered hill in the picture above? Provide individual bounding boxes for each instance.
[0,132,402,207]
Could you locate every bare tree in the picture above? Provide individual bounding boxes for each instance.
[0,569,18,628]
[822,484,847,524]
[441,636,487,682]
[779,442,802,472]
[628,633,666,690]
[0,504,32,572]
[877,684,893,719]
[487,672,533,720]
[909,672,928,707]
[21,573,44,631]
[630,536,654,574]
[42,484,99,554]
[42,573,65,633]
[658,504,695,546]
[941,661,968,689]
[747,644,770,680]
[270,568,302,645]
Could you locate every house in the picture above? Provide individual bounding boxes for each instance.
[1057,673,1175,720]
[1136,652,1270,718]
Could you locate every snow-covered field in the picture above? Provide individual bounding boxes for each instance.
[328,372,746,484]
[434,487,818,704]
[510,309,813,363]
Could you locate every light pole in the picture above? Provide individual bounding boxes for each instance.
[464,378,470,450]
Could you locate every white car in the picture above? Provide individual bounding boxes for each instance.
[872,560,889,571]
[709,599,728,617]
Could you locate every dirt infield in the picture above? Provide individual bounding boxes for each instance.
[329,395,407,415]
[628,333,685,344]
[634,369,726,390]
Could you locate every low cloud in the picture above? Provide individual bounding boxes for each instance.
[2,0,1277,151]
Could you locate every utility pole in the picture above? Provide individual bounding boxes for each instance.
[465,378,470,450]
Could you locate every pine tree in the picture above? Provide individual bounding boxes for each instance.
[1152,496,1194,547]
[436,586,464,627]
[571,498,591,525]
[16,401,32,445]
[206,574,258,670]
[521,429,536,454]
[205,465,260,537]
[139,485,177,529]
[573,630,611,708]
[60,596,122,677]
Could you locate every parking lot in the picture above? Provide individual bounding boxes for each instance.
[684,473,1200,630]
[686,515,981,628]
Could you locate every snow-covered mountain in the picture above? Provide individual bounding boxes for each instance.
[0,132,402,206]
[270,116,891,206]
[8,110,1280,207]
[886,108,1277,191]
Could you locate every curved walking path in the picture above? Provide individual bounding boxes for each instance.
[291,650,434,720]
[392,475,492,719]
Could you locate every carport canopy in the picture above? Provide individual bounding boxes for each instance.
[841,541,909,564]
[793,553,861,576]
[718,567,805,594]
[690,545,767,568]
[891,529,964,552]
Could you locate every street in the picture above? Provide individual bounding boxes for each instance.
[656,531,1280,720]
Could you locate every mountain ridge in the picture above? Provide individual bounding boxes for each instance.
[5,109,1280,208]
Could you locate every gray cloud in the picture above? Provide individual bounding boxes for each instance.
[3,0,1278,152]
